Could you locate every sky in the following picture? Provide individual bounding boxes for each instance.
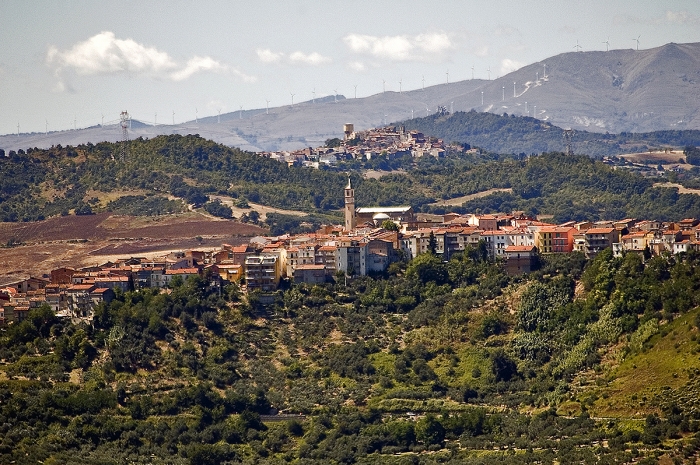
[1,0,700,136]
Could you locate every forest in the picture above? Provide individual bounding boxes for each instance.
[400,111,700,158]
[4,135,700,228]
[4,245,700,463]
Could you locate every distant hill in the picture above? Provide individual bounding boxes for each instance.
[400,111,700,157]
[2,42,700,153]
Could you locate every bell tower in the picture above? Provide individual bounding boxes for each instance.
[344,177,356,231]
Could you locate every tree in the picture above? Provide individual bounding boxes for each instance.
[416,414,445,445]
[684,145,700,165]
[428,231,438,255]
[381,220,399,231]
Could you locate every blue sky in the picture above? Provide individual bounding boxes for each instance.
[1,0,699,135]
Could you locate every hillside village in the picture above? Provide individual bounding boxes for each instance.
[259,122,459,167]
[2,174,700,326]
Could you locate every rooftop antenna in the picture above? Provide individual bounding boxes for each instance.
[471,65,475,80]
[603,36,610,52]
[481,91,484,105]
[265,100,270,114]
[290,93,295,106]
[574,40,582,52]
[119,110,130,161]
[354,85,357,99]
[633,35,640,50]
[217,109,221,123]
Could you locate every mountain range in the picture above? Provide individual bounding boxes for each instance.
[2,42,699,153]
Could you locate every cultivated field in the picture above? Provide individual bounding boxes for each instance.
[0,212,267,285]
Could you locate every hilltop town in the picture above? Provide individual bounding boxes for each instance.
[2,174,699,325]
[259,121,460,167]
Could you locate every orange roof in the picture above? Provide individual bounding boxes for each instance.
[295,264,325,270]
[586,228,615,234]
[165,268,200,275]
[506,245,536,252]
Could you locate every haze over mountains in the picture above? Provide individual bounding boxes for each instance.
[2,42,699,154]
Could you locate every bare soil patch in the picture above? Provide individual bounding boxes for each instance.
[0,213,267,285]
[620,150,686,165]
[653,182,700,195]
[429,188,513,207]
[209,195,307,220]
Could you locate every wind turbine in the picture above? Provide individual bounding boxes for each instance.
[633,35,640,50]
[239,105,242,119]
[155,113,157,126]
[354,85,357,99]
[471,65,475,80]
[195,108,198,124]
[172,111,175,125]
[422,75,425,90]
[290,93,295,106]
[382,79,386,93]
[334,89,338,103]
[481,91,484,105]
[502,86,505,101]
[425,106,429,116]
[411,109,414,119]
[217,109,221,123]
[446,70,449,85]
[543,64,547,79]
[45,119,48,134]
[312,88,316,104]
[101,114,104,127]
[266,100,270,114]
[574,40,582,52]
[17,122,19,136]
[487,67,491,80]
[399,78,402,94]
[603,37,610,52]
[513,81,516,98]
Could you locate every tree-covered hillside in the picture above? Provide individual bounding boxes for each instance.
[400,111,700,157]
[4,247,700,463]
[4,135,700,226]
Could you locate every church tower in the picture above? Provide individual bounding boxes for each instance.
[344,177,356,231]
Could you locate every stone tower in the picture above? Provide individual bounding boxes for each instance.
[344,177,356,231]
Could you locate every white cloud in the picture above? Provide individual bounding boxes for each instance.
[665,10,700,25]
[47,31,255,87]
[343,32,452,62]
[47,31,175,75]
[257,48,331,66]
[500,58,524,75]
[289,51,331,65]
[347,61,366,72]
[256,48,283,63]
